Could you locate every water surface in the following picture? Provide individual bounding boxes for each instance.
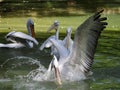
[0,35,120,90]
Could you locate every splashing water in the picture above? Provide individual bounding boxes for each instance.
[0,56,41,69]
[26,64,48,81]
[26,61,56,82]
[0,56,55,82]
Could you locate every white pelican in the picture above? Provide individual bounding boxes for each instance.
[40,20,62,59]
[42,10,108,85]
[40,21,73,59]
[0,19,39,48]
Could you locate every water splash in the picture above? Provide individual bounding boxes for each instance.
[0,56,40,68]
[0,56,53,82]
[26,64,47,81]
[26,62,55,82]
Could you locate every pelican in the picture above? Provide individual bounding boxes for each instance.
[40,20,62,59]
[42,10,108,85]
[40,22,73,59]
[0,19,39,48]
[47,20,63,58]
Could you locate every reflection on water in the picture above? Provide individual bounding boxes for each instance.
[0,46,120,90]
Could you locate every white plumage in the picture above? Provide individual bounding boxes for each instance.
[0,19,38,48]
[41,10,108,84]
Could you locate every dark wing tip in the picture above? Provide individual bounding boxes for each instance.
[95,9,104,15]
[93,9,108,30]
[98,9,104,13]
[94,9,105,20]
[98,17,107,21]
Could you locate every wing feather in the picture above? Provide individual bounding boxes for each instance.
[70,10,107,73]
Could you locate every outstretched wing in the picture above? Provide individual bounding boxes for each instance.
[70,10,107,73]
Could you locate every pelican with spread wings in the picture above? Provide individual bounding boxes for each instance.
[41,10,107,85]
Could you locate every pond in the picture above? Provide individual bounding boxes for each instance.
[0,35,120,90]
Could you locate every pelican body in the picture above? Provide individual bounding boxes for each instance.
[41,10,108,84]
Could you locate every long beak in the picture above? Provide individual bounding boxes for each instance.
[54,66,62,85]
[30,24,36,38]
[47,24,57,33]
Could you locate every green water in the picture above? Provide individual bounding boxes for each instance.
[0,30,119,90]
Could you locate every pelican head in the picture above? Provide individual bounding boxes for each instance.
[47,20,59,32]
[27,19,35,38]
[66,27,72,37]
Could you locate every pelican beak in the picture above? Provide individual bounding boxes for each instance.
[47,24,57,32]
[54,66,62,85]
[30,24,36,38]
[53,55,62,85]
[47,21,59,32]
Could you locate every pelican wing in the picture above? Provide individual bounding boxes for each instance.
[0,43,25,48]
[40,36,56,50]
[40,35,69,59]
[49,38,69,59]
[71,10,107,73]
[6,31,39,46]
